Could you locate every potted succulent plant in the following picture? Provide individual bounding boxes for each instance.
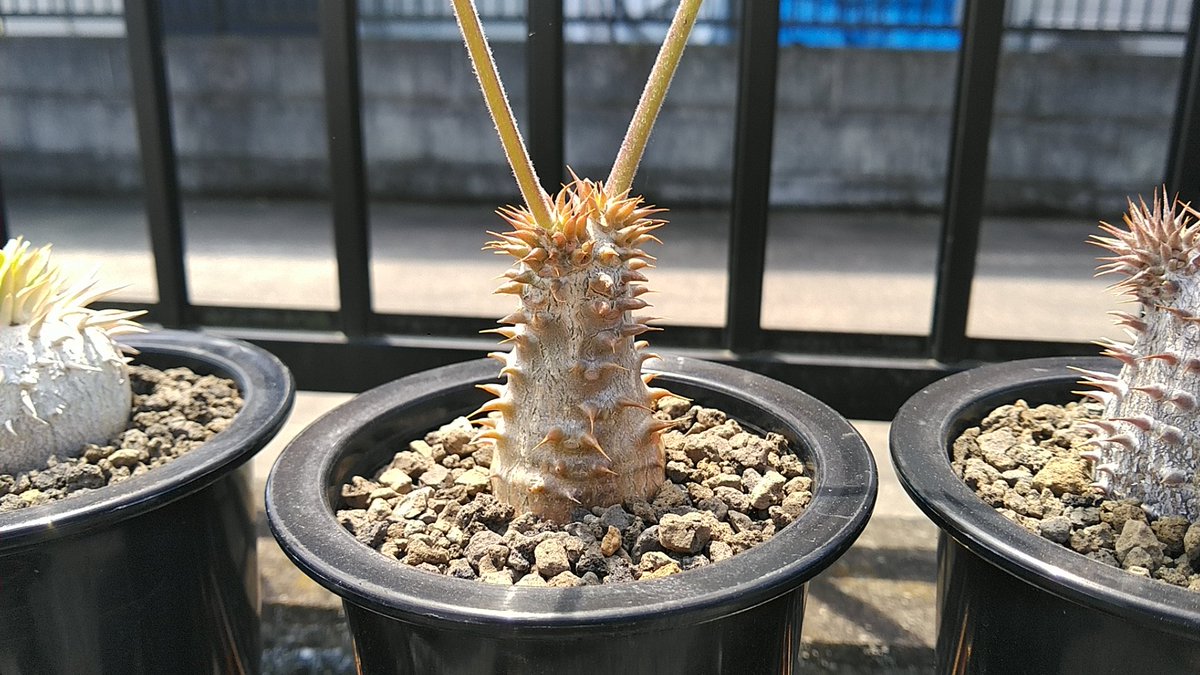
[265,1,876,673]
[890,193,1200,673]
[0,238,295,674]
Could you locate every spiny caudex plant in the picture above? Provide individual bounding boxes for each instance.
[0,238,144,475]
[450,0,702,521]
[1077,190,1200,522]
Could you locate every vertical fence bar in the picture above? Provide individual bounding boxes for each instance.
[0,170,8,243]
[320,0,372,338]
[928,0,1005,363]
[1166,0,1181,32]
[1166,0,1200,203]
[527,0,564,193]
[125,0,189,328]
[724,0,780,352]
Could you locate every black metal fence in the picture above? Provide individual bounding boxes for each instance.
[2,0,1200,421]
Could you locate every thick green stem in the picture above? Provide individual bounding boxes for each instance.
[451,0,552,228]
[606,0,703,197]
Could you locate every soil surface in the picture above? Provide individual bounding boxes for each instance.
[337,396,814,586]
[0,365,243,513]
[954,399,1200,591]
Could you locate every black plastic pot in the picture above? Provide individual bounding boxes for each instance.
[0,330,294,675]
[266,356,876,675]
[890,356,1200,674]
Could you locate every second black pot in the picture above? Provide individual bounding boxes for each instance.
[890,356,1200,674]
[266,356,877,674]
[0,330,295,675]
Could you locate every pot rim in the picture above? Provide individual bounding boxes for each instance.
[0,329,295,552]
[890,356,1200,638]
[266,355,877,633]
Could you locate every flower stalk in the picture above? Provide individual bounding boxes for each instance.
[449,0,552,229]
[607,0,703,197]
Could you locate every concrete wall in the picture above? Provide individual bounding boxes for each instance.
[0,36,1181,213]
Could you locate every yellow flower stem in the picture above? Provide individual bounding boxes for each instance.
[606,0,703,197]
[450,0,553,229]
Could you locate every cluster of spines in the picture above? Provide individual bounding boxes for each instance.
[1075,190,1200,519]
[481,175,667,360]
[1091,192,1199,308]
[474,175,678,520]
[484,174,664,278]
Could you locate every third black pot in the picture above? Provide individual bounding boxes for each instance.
[890,356,1200,674]
[266,355,877,674]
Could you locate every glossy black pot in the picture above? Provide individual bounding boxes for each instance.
[266,356,876,675]
[0,330,295,675]
[890,356,1200,674]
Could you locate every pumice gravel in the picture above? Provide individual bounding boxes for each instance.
[338,395,814,587]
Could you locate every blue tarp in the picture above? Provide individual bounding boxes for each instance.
[779,0,961,50]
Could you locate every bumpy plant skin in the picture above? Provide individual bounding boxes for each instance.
[478,177,673,522]
[1081,192,1200,520]
[0,238,144,475]
[452,0,699,521]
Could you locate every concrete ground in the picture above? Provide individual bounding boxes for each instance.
[6,195,1129,672]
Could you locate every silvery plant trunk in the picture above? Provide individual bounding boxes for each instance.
[1081,192,1200,520]
[478,178,673,522]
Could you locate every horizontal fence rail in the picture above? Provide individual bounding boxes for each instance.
[3,0,1200,421]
